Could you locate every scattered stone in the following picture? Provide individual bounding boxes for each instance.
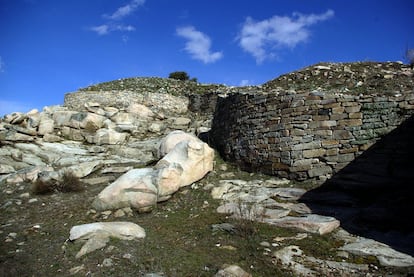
[211,223,236,234]
[260,241,271,247]
[273,233,308,242]
[102,258,113,267]
[122,253,133,260]
[306,256,369,276]
[113,209,126,218]
[273,246,316,276]
[19,192,30,199]
[215,265,252,277]
[69,264,85,275]
[69,222,145,258]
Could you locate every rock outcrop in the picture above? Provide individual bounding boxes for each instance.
[92,131,214,211]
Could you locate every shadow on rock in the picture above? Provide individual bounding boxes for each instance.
[300,115,414,256]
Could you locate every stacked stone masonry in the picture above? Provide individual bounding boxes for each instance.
[210,90,414,181]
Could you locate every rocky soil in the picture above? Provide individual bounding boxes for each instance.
[1,62,414,276]
[264,61,414,95]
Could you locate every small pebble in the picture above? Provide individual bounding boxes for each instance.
[28,198,38,204]
[102,258,113,267]
[19,192,30,198]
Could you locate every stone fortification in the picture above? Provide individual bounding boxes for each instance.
[61,62,414,182]
[210,90,414,181]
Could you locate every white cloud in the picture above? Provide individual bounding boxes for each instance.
[176,26,223,64]
[90,0,144,36]
[90,24,110,35]
[90,23,136,36]
[238,10,334,63]
[104,0,145,20]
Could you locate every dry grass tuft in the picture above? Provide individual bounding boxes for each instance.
[32,171,84,194]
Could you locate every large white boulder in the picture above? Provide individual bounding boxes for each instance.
[157,139,214,187]
[92,168,158,212]
[157,130,200,158]
[92,131,214,211]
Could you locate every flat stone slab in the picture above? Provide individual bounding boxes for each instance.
[340,238,414,267]
[69,222,146,258]
[268,214,340,235]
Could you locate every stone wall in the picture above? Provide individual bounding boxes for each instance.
[210,90,414,181]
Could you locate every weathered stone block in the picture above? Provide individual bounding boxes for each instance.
[344,105,361,113]
[303,148,326,158]
[314,130,333,137]
[338,119,362,127]
[349,112,362,119]
[308,165,332,178]
[337,153,355,163]
[291,141,321,151]
[291,128,305,136]
[293,158,319,167]
[339,147,358,154]
[331,106,345,114]
[333,130,353,140]
[321,140,340,148]
[325,148,339,156]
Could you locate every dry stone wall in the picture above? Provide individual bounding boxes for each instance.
[210,90,414,181]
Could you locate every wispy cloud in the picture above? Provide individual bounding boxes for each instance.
[90,24,135,36]
[89,0,144,36]
[238,10,334,64]
[104,0,145,21]
[0,56,5,73]
[176,26,223,64]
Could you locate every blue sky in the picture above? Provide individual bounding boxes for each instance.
[0,0,413,116]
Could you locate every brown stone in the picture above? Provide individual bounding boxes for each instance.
[339,147,358,154]
[331,106,345,114]
[303,149,326,158]
[333,130,353,140]
[349,112,362,119]
[325,148,339,156]
[344,106,361,113]
[338,119,362,127]
[321,140,340,147]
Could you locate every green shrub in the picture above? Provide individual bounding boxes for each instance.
[168,71,189,81]
[168,71,191,81]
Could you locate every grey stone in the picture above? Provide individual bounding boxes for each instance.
[69,222,146,258]
[269,214,340,235]
[340,238,414,267]
[215,265,252,277]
